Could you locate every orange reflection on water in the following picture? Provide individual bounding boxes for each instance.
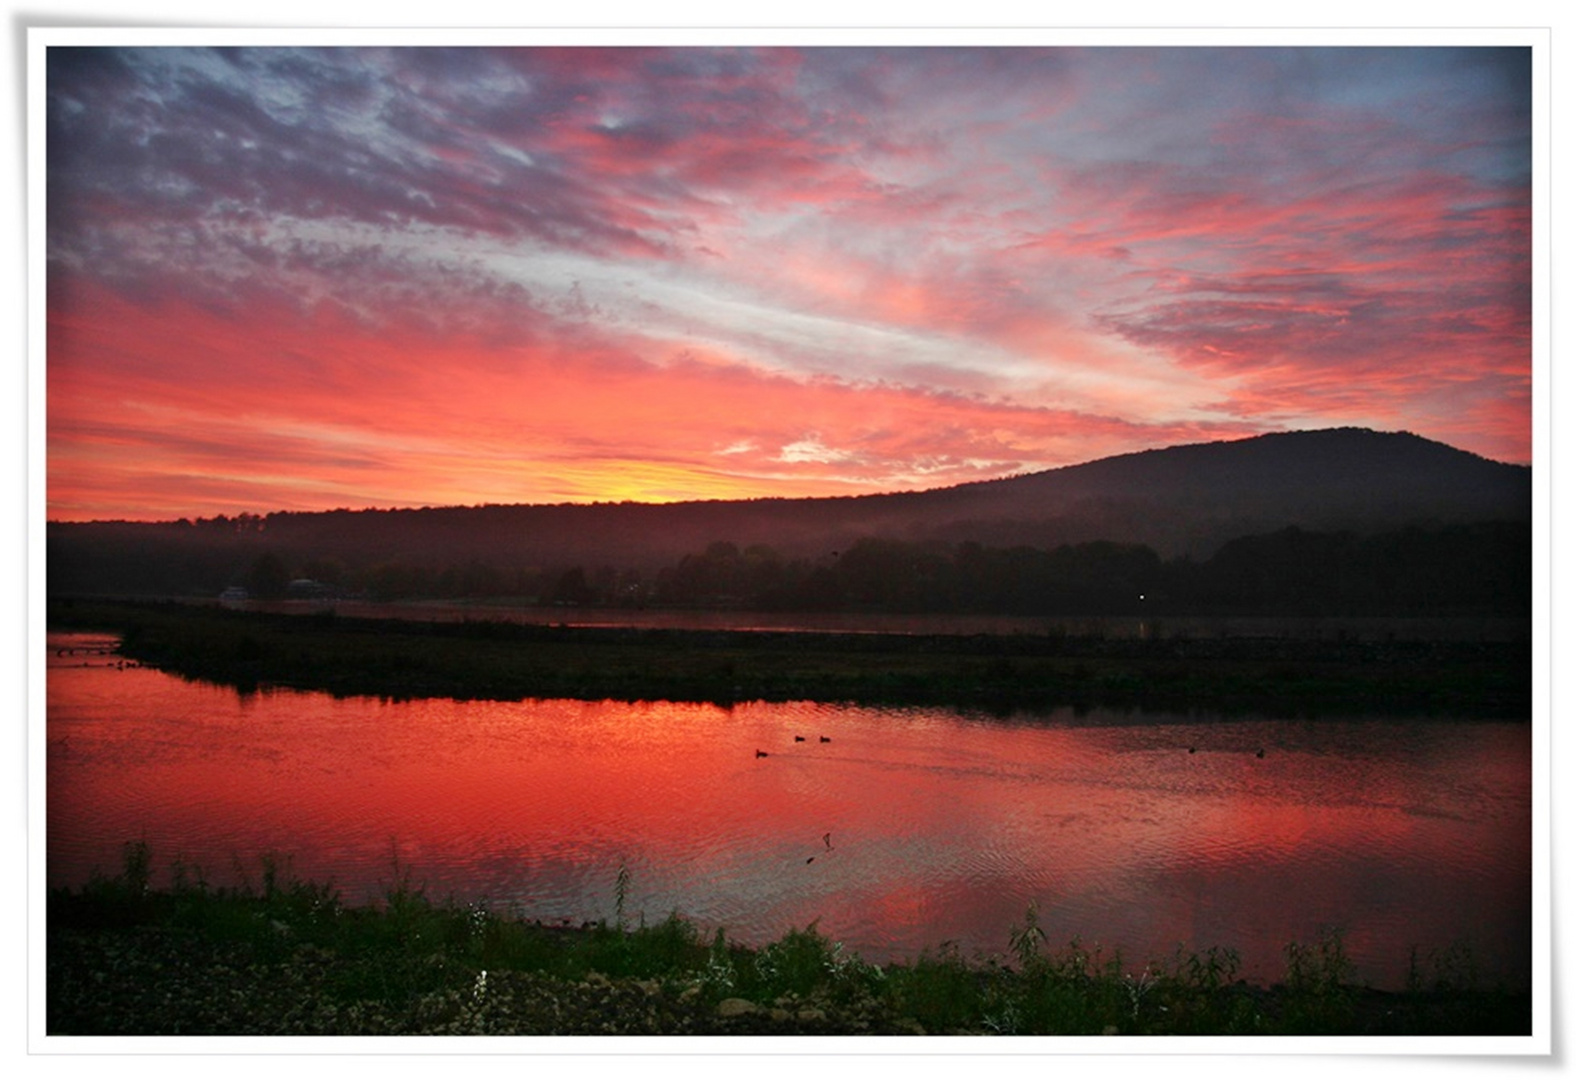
[46,636,1530,989]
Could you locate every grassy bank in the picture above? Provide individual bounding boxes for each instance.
[48,598,1529,717]
[47,845,1530,1037]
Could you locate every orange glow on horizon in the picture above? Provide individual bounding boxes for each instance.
[47,281,1261,522]
[44,45,1533,522]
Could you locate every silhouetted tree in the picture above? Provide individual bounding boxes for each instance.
[245,553,289,599]
[549,566,596,606]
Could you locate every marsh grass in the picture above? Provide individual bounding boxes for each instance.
[49,598,1531,717]
[46,845,1531,1036]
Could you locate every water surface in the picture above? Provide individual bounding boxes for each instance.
[47,632,1530,990]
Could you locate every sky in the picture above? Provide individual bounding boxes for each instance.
[43,43,1534,522]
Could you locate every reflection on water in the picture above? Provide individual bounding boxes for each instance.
[46,632,1531,990]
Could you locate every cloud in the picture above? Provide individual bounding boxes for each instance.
[47,278,1261,519]
[45,45,1532,519]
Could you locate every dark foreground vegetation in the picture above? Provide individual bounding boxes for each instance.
[48,844,1529,1037]
[49,598,1529,717]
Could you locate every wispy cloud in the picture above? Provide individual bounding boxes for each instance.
[46,44,1532,519]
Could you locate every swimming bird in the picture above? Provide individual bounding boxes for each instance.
[755,749,769,758]
[794,735,806,742]
[1255,748,1265,759]
[1188,746,1197,754]
[819,736,831,743]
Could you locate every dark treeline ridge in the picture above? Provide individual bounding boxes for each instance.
[47,429,1531,615]
[50,519,1529,619]
[647,522,1530,617]
[48,599,1531,717]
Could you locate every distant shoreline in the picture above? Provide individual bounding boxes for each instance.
[223,596,1535,643]
[47,597,1532,718]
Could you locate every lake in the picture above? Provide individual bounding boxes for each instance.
[46,631,1531,991]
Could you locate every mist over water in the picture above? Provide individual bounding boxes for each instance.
[46,633,1530,991]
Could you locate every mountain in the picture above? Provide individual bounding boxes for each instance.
[48,428,1531,597]
[898,426,1531,557]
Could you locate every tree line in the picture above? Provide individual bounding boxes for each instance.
[51,519,1528,618]
[634,523,1528,617]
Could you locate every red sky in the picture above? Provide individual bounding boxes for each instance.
[44,43,1533,521]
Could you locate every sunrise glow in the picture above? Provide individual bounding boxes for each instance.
[44,43,1532,521]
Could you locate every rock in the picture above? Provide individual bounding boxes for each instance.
[769,1008,791,1022]
[716,997,758,1018]
[796,1007,826,1023]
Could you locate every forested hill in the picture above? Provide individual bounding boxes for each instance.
[48,427,1530,604]
[911,426,1530,555]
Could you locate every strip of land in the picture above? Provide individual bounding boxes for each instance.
[48,598,1530,717]
[47,847,1530,1037]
